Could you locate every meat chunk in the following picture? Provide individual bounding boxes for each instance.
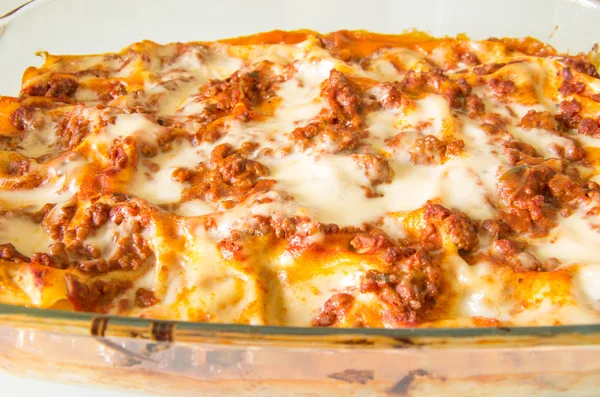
[359,248,441,324]
[43,242,70,269]
[377,82,412,110]
[348,224,416,264]
[196,63,276,121]
[578,118,600,138]
[10,106,34,131]
[465,94,485,117]
[42,203,77,241]
[0,243,29,263]
[558,67,586,97]
[55,110,92,149]
[547,172,593,206]
[313,293,355,326]
[290,70,367,153]
[352,154,393,185]
[84,202,111,229]
[557,99,582,129]
[423,202,479,251]
[488,78,516,96]
[65,273,132,312]
[22,75,78,99]
[497,164,554,223]
[7,160,30,177]
[520,110,559,131]
[109,146,129,169]
[401,70,471,108]
[563,55,600,79]
[321,69,364,128]
[442,213,479,251]
[135,288,158,308]
[459,50,480,66]
[177,143,273,206]
[409,135,464,165]
[480,219,512,239]
[467,238,548,271]
[495,163,596,234]
[350,233,394,255]
[291,122,364,153]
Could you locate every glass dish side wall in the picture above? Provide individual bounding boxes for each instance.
[2,324,600,397]
[2,0,600,396]
[2,308,600,396]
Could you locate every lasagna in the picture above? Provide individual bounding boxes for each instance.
[0,30,599,328]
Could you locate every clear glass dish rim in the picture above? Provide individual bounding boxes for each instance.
[3,303,600,347]
[1,0,600,346]
[0,0,42,26]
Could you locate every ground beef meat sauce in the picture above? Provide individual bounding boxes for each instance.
[193,61,280,122]
[1,31,600,327]
[65,273,132,312]
[176,143,274,208]
[408,135,464,165]
[291,69,367,152]
[21,74,79,100]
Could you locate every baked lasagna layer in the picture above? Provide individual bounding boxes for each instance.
[1,30,600,327]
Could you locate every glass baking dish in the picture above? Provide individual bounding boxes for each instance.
[1,0,600,395]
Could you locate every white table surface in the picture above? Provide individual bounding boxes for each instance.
[0,4,144,397]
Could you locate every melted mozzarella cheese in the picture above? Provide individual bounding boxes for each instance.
[275,256,368,326]
[451,255,516,320]
[397,94,451,136]
[157,227,264,323]
[206,191,316,241]
[157,45,245,116]
[129,140,201,204]
[574,264,600,311]
[104,113,162,145]
[84,217,135,259]
[509,125,577,159]
[532,208,600,265]
[0,153,86,210]
[365,108,399,152]
[267,153,378,225]
[511,299,600,325]
[0,178,75,211]
[436,163,495,220]
[83,111,165,160]
[0,216,52,257]
[175,199,215,217]
[15,114,60,158]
